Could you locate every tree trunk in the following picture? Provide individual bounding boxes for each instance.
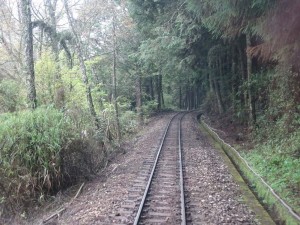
[218,57,226,101]
[149,77,154,100]
[112,13,121,143]
[214,78,224,114]
[38,28,44,57]
[63,0,99,129]
[45,0,65,109]
[238,41,247,123]
[190,87,194,110]
[246,33,254,125]
[211,61,224,114]
[209,67,214,93]
[156,74,161,110]
[135,73,143,126]
[21,0,37,109]
[179,86,182,109]
[194,87,198,109]
[187,87,191,110]
[45,0,58,55]
[159,73,164,108]
[231,47,237,113]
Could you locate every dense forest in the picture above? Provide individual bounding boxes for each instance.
[0,0,299,219]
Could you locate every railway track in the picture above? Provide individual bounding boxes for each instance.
[107,111,266,225]
[133,112,187,225]
[37,112,277,224]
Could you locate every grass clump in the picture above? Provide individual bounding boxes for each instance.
[0,106,78,214]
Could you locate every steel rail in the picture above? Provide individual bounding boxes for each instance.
[179,113,186,225]
[133,112,186,225]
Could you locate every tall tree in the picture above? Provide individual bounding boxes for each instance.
[44,0,65,108]
[20,0,37,109]
[112,11,121,143]
[63,0,99,129]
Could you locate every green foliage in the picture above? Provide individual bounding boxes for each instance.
[244,130,300,214]
[103,102,134,138]
[119,111,138,135]
[246,67,300,214]
[0,79,25,113]
[238,69,300,218]
[163,93,177,110]
[254,68,300,139]
[35,51,58,105]
[60,64,87,109]
[0,107,78,208]
[142,100,158,116]
[187,0,276,38]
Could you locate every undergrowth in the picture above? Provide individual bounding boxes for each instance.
[0,107,79,214]
[243,120,300,215]
[0,105,141,219]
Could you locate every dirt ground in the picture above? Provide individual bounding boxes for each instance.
[182,112,274,224]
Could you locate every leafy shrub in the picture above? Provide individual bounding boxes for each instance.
[0,79,25,113]
[119,110,138,135]
[35,51,58,105]
[0,107,78,214]
[142,100,158,116]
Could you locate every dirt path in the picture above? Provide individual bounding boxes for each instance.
[26,112,273,225]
